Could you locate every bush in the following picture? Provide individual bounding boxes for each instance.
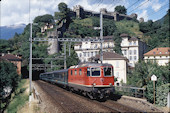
[156,83,170,107]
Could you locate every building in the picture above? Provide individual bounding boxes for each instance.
[0,53,22,75]
[144,47,170,66]
[74,36,115,62]
[72,5,138,21]
[120,34,147,67]
[41,23,54,33]
[94,52,128,85]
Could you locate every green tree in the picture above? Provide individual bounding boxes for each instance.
[115,5,127,14]
[0,61,19,111]
[127,61,169,104]
[0,39,10,53]
[58,2,69,14]
[34,14,54,23]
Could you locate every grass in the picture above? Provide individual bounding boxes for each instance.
[115,20,143,38]
[6,79,29,113]
[73,18,93,27]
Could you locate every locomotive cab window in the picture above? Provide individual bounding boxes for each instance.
[71,70,72,76]
[91,67,100,76]
[79,69,82,75]
[87,68,90,76]
[75,69,77,75]
[104,67,112,77]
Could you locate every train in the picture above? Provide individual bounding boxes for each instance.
[39,63,115,99]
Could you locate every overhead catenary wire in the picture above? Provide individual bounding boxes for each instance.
[127,0,141,10]
[128,0,150,14]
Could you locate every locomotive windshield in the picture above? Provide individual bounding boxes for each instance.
[87,68,90,76]
[91,67,100,76]
[104,67,112,77]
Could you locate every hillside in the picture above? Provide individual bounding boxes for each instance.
[115,20,143,38]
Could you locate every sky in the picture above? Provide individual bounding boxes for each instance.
[0,0,169,26]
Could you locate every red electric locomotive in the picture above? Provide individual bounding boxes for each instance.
[40,63,114,99]
[68,63,114,99]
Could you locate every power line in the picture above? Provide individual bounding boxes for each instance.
[127,0,140,10]
[107,0,118,9]
[147,4,169,18]
[98,0,103,6]
[128,0,150,14]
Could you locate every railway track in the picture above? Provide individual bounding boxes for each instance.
[36,80,144,112]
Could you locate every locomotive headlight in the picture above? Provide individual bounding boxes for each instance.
[93,83,96,86]
[109,83,112,86]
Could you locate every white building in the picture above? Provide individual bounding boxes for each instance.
[120,34,147,67]
[144,47,170,66]
[94,52,128,85]
[74,36,114,62]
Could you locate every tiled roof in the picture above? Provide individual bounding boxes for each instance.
[129,36,138,41]
[120,33,129,37]
[0,54,22,61]
[95,52,128,60]
[144,47,170,56]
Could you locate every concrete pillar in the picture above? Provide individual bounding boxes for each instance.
[168,92,170,108]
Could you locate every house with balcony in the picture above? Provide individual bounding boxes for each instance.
[120,34,147,67]
[74,36,115,62]
[144,47,170,66]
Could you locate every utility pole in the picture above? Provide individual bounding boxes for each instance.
[100,11,103,64]
[69,42,71,56]
[64,43,67,69]
[29,23,32,94]
[51,60,53,70]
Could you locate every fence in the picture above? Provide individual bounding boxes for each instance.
[114,86,145,98]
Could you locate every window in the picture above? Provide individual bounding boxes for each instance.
[130,56,132,60]
[134,56,137,60]
[71,70,72,75]
[134,41,136,45]
[75,70,77,75]
[95,44,97,48]
[80,53,82,57]
[130,50,132,55]
[134,50,136,55]
[88,52,90,57]
[129,42,132,45]
[104,67,112,77]
[84,52,86,57]
[79,69,82,75]
[87,68,90,76]
[124,50,127,55]
[91,52,93,56]
[91,67,100,76]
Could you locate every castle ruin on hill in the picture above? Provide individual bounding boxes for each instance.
[72,5,139,21]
